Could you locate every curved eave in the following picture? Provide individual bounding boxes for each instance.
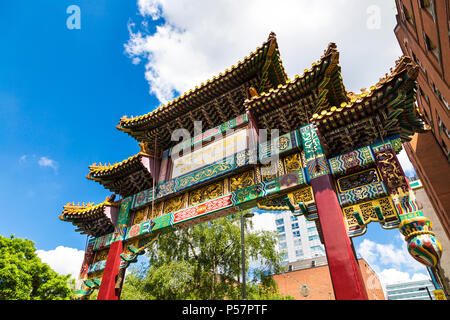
[60,200,116,222]
[87,153,153,197]
[87,153,145,179]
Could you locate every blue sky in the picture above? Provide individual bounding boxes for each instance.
[1,1,157,250]
[1,0,430,287]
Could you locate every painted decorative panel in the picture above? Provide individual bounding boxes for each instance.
[174,156,235,190]
[337,181,388,207]
[116,197,132,228]
[172,194,235,226]
[306,156,330,180]
[231,184,263,206]
[132,188,155,209]
[229,170,255,192]
[300,125,325,161]
[336,168,380,192]
[328,145,375,177]
[259,130,301,161]
[372,142,409,195]
[189,182,224,207]
[342,196,399,237]
[283,152,302,173]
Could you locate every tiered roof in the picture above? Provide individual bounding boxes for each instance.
[116,32,289,151]
[311,56,427,156]
[243,42,347,134]
[59,196,119,237]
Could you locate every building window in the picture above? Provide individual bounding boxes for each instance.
[278,233,286,241]
[307,226,316,233]
[295,249,303,257]
[424,33,440,60]
[277,226,285,233]
[293,230,301,238]
[309,235,319,241]
[279,242,287,250]
[292,222,299,230]
[402,5,414,24]
[290,215,298,221]
[438,115,443,134]
[412,53,427,75]
[420,0,436,22]
[311,245,324,254]
[275,218,284,226]
[442,97,449,111]
[294,238,302,247]
[431,81,449,110]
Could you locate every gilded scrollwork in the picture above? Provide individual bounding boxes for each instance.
[94,249,109,263]
[291,186,314,204]
[337,169,379,192]
[189,182,224,206]
[229,170,255,192]
[283,153,302,173]
[132,208,147,225]
[260,162,278,182]
[164,194,185,213]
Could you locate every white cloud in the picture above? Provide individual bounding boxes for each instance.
[378,268,429,286]
[126,0,402,106]
[38,156,58,171]
[36,246,85,278]
[249,211,277,233]
[357,238,430,295]
[357,238,425,272]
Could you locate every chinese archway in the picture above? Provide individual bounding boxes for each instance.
[60,32,442,300]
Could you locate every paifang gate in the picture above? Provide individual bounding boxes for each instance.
[60,32,443,300]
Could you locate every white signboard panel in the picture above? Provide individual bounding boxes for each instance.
[171,129,248,178]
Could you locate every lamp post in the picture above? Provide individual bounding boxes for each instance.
[241,211,254,300]
[419,287,433,300]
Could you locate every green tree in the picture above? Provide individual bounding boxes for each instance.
[0,235,73,300]
[121,212,294,300]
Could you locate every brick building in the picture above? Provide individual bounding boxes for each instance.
[272,256,385,300]
[393,0,450,241]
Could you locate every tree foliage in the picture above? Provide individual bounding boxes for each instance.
[121,212,294,300]
[0,235,73,300]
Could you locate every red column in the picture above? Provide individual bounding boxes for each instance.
[97,240,123,300]
[311,174,368,300]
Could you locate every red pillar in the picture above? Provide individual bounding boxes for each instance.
[97,240,123,300]
[311,174,368,300]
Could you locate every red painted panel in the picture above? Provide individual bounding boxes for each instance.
[311,174,368,300]
[97,240,123,300]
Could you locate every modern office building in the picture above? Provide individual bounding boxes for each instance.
[386,279,435,300]
[273,211,326,265]
[394,0,450,241]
